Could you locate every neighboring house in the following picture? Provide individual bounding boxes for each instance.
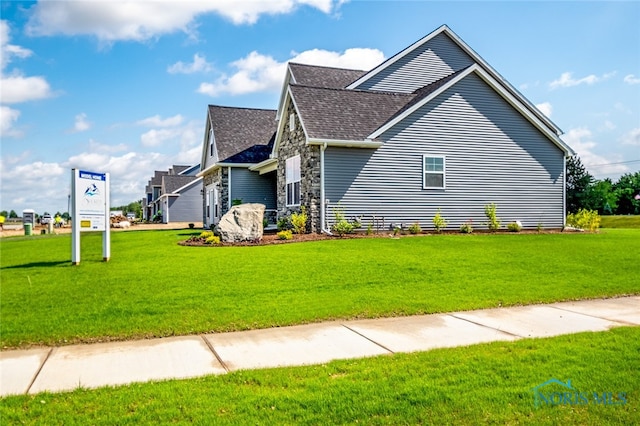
[199,25,573,233]
[198,106,278,229]
[143,164,202,224]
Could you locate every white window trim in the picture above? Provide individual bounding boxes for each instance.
[286,155,301,206]
[423,155,446,189]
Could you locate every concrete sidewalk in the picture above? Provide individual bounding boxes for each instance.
[1,296,638,397]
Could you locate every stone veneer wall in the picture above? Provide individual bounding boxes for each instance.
[277,102,321,233]
[202,168,229,224]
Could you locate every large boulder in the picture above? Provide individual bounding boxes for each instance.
[216,203,265,242]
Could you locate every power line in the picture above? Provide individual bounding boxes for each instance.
[588,159,640,168]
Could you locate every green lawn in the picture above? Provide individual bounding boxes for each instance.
[1,327,637,424]
[1,229,638,348]
[600,215,640,228]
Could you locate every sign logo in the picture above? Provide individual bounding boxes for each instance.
[532,378,627,408]
[84,183,100,197]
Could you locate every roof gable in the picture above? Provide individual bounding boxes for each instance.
[348,25,561,135]
[368,65,574,155]
[207,105,277,163]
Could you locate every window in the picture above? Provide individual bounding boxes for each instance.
[286,155,301,205]
[423,155,445,189]
[289,113,295,132]
[209,128,215,157]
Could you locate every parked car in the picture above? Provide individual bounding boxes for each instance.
[126,212,136,221]
[40,213,52,225]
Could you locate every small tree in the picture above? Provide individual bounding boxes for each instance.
[566,156,594,213]
[432,208,448,232]
[484,203,501,232]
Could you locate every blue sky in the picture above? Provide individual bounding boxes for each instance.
[1,0,639,215]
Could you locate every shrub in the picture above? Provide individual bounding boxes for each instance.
[277,230,293,240]
[331,205,356,236]
[290,206,308,234]
[277,216,291,231]
[507,221,522,232]
[566,209,600,232]
[200,231,214,239]
[205,235,220,245]
[366,223,374,235]
[484,203,501,232]
[432,208,448,233]
[460,220,473,234]
[408,222,421,234]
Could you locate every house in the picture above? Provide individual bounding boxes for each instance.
[143,164,202,224]
[199,25,574,233]
[198,106,278,228]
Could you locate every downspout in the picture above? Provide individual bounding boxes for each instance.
[227,166,232,212]
[562,155,567,229]
[320,143,332,235]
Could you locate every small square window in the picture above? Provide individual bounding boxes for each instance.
[423,155,445,189]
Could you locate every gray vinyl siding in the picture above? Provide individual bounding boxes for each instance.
[166,182,202,223]
[355,33,474,93]
[325,73,565,231]
[230,168,277,209]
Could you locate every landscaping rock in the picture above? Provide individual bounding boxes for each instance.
[216,203,265,242]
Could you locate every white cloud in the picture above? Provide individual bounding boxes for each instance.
[167,53,213,74]
[623,74,640,85]
[26,1,345,42]
[0,73,53,104]
[549,71,615,89]
[198,47,384,97]
[535,102,552,118]
[620,128,640,146]
[1,20,54,104]
[88,139,128,153]
[140,118,202,150]
[69,112,91,133]
[561,127,628,176]
[1,20,33,70]
[136,114,184,127]
[0,105,22,138]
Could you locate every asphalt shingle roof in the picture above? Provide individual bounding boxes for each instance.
[289,63,367,89]
[162,175,199,194]
[208,106,277,163]
[289,85,415,141]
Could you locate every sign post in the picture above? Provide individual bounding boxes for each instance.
[71,169,110,265]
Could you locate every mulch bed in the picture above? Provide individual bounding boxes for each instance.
[178,228,567,247]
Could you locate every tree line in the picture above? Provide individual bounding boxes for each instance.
[566,156,640,215]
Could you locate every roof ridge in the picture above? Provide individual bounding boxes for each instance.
[290,83,414,97]
[208,105,276,112]
[288,62,368,73]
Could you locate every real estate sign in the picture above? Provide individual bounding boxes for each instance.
[71,169,110,264]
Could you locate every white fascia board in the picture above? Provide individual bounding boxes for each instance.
[271,86,311,160]
[347,24,450,90]
[288,86,311,138]
[307,138,383,148]
[196,162,219,177]
[173,176,203,194]
[368,65,574,155]
[275,64,295,121]
[249,158,278,174]
[158,193,180,200]
[200,113,212,173]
